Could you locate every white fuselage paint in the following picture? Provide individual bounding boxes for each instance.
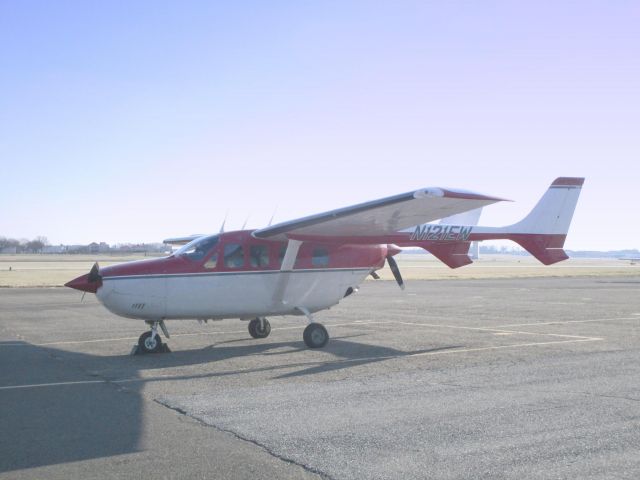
[96,268,370,321]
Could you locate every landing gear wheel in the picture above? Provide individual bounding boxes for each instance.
[303,323,329,349]
[138,331,163,353]
[248,318,271,339]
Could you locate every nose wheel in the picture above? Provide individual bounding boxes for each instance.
[138,330,163,353]
[248,317,271,339]
[136,320,171,354]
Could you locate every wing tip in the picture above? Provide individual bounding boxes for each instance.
[440,188,510,202]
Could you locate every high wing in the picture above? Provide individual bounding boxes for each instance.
[253,187,506,241]
[163,234,206,246]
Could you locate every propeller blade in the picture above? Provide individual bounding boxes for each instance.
[370,271,381,280]
[88,262,101,282]
[386,255,405,290]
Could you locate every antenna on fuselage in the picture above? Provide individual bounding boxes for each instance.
[241,214,250,230]
[267,206,278,227]
[219,211,228,233]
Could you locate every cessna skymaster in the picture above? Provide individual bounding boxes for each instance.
[66,177,584,353]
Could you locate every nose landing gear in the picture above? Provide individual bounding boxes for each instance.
[135,320,171,354]
[138,330,163,353]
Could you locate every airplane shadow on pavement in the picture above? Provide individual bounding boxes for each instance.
[0,335,463,473]
[0,341,143,474]
[103,334,463,384]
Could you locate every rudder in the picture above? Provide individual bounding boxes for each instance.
[508,177,584,264]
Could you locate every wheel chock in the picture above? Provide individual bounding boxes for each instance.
[130,343,171,355]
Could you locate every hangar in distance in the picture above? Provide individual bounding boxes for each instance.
[66,177,584,353]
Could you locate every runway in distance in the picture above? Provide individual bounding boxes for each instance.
[66,178,584,353]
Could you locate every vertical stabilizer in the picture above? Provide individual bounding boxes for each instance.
[506,177,584,264]
[509,177,584,235]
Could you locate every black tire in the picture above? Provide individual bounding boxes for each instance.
[248,318,271,339]
[303,323,329,348]
[138,331,163,353]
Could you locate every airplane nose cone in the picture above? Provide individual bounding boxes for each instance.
[65,263,102,293]
[65,273,100,293]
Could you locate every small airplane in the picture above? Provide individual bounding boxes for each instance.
[618,256,640,265]
[66,177,584,353]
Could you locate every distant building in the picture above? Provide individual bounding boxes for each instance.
[0,247,17,254]
[67,244,90,254]
[42,245,66,254]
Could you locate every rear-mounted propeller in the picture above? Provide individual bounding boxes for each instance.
[386,255,405,290]
[370,252,405,290]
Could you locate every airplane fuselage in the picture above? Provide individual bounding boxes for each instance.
[97,267,372,321]
[85,231,388,322]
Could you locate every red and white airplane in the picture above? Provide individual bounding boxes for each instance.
[66,177,584,353]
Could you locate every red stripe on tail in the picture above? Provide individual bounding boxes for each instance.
[509,234,568,265]
[551,177,584,187]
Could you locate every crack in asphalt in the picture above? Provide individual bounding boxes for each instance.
[155,398,332,480]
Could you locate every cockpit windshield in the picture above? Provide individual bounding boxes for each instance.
[175,235,219,261]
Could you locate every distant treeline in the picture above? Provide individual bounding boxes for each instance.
[401,244,639,259]
[479,244,640,258]
[0,236,168,254]
[479,245,524,255]
[566,249,640,259]
[0,236,48,253]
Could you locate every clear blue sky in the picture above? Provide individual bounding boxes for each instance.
[1,1,638,250]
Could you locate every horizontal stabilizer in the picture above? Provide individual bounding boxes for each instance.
[421,242,473,269]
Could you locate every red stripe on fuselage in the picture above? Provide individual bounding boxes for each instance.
[99,231,388,279]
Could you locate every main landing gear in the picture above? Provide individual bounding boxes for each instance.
[136,320,171,354]
[248,317,271,339]
[303,323,329,348]
[247,312,329,349]
[297,306,329,349]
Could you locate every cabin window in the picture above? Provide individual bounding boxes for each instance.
[250,245,269,268]
[223,244,244,268]
[204,253,217,269]
[312,248,329,267]
[176,235,219,261]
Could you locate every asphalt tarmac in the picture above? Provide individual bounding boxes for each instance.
[1,276,639,479]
